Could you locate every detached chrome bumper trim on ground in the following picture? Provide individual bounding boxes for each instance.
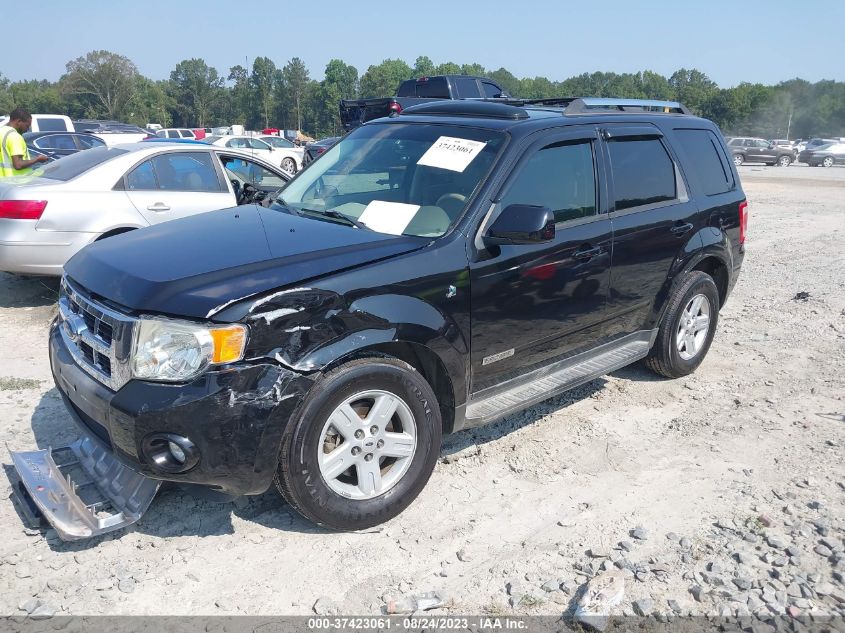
[10,435,160,541]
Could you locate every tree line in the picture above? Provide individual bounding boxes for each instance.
[1,51,843,140]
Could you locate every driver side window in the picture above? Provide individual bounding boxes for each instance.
[499,140,597,224]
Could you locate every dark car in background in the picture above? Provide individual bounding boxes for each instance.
[727,137,795,166]
[303,136,341,166]
[23,131,106,158]
[799,142,845,167]
[339,75,506,131]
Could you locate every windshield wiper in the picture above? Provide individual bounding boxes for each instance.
[301,208,369,230]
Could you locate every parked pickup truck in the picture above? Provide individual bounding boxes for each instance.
[339,74,506,131]
[12,98,746,540]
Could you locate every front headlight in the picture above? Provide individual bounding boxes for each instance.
[131,318,247,382]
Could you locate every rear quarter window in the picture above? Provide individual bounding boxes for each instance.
[36,117,70,132]
[415,78,450,98]
[454,77,481,98]
[672,129,733,196]
[608,138,677,211]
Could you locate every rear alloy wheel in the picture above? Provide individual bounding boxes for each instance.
[733,154,744,166]
[275,357,442,530]
[777,155,792,167]
[645,271,720,378]
[822,156,835,168]
[281,157,297,174]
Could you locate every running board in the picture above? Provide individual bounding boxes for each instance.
[9,435,160,542]
[465,330,655,425]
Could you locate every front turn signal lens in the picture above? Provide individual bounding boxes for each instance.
[210,325,248,364]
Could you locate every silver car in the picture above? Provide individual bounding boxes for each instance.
[0,143,290,275]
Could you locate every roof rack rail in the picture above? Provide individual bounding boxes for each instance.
[481,97,691,115]
[480,97,579,108]
[565,98,691,115]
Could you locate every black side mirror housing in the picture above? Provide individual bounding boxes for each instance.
[485,204,555,245]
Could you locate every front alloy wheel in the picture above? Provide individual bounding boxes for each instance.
[275,357,442,530]
[777,155,792,167]
[822,156,834,168]
[318,390,417,500]
[733,154,744,166]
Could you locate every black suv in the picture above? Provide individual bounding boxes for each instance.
[14,98,746,539]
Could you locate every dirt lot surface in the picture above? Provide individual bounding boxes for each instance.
[0,165,843,620]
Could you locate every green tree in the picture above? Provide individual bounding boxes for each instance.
[434,61,461,75]
[0,73,12,113]
[277,57,310,130]
[227,65,250,126]
[668,68,717,115]
[359,59,412,98]
[487,68,520,96]
[317,59,358,136]
[460,63,486,77]
[251,56,277,128]
[128,77,174,127]
[9,80,63,114]
[168,58,224,127]
[61,50,138,120]
[412,56,435,77]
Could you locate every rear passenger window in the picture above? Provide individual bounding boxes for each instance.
[673,129,733,195]
[454,77,480,98]
[500,141,596,224]
[608,138,676,211]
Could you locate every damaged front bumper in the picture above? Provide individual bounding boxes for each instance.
[9,322,313,540]
[10,436,160,541]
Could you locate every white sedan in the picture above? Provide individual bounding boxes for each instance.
[0,143,290,276]
[204,135,303,174]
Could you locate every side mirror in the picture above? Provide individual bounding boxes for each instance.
[485,204,555,245]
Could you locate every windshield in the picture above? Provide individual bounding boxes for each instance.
[275,123,505,237]
[34,147,128,181]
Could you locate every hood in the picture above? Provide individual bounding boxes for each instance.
[64,205,428,319]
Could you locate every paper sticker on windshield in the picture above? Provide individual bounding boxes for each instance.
[417,136,487,172]
[359,201,420,235]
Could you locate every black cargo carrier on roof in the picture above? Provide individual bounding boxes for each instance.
[12,97,746,540]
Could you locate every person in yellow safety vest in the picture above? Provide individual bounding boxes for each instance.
[0,108,49,178]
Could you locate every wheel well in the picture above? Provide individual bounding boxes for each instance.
[96,227,137,241]
[692,257,729,308]
[327,342,456,435]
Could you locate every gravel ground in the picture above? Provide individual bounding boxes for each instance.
[0,165,843,620]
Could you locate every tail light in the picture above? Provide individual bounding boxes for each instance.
[0,200,48,220]
[738,200,748,245]
[389,102,403,114]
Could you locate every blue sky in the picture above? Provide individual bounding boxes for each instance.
[6,1,843,87]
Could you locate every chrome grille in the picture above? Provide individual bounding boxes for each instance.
[58,277,135,391]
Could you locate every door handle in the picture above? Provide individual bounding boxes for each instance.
[146,203,170,212]
[573,245,603,261]
[670,222,694,236]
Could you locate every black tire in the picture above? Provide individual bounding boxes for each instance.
[274,357,442,530]
[645,271,720,379]
[733,154,744,166]
[822,157,834,168]
[777,155,792,167]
